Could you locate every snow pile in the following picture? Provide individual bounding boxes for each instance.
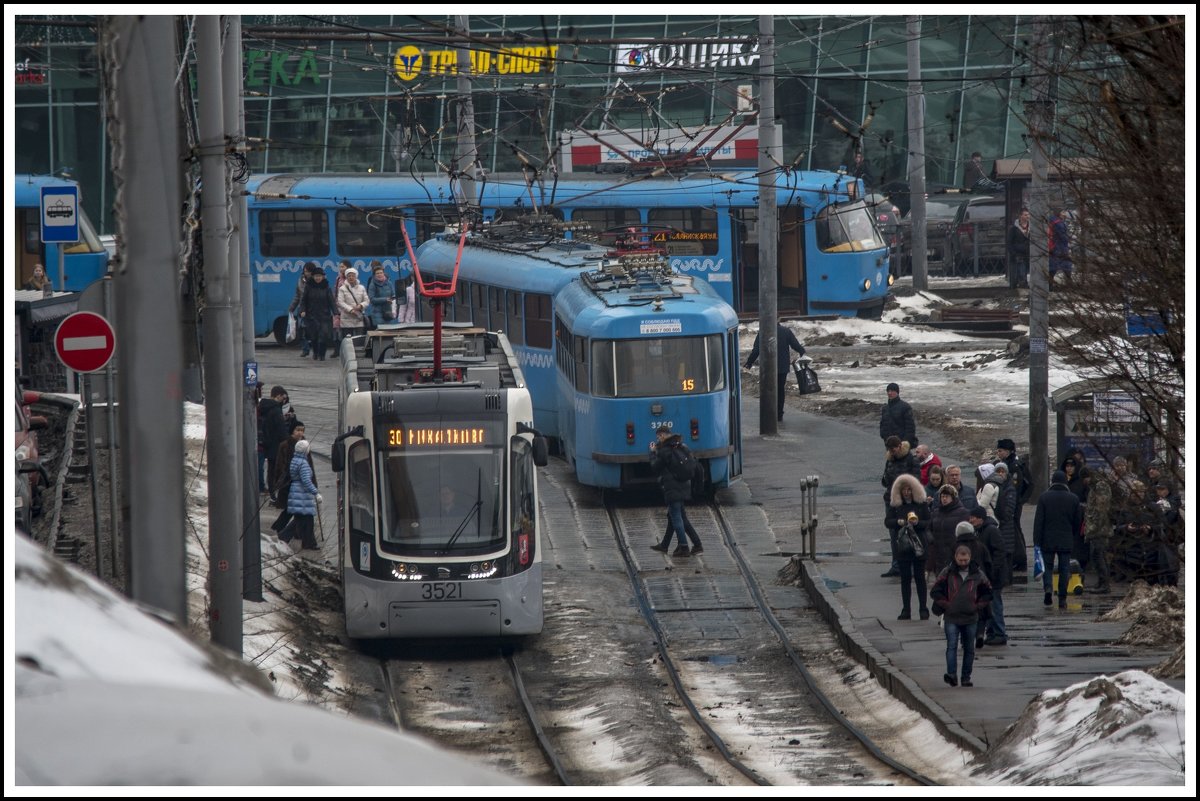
[975,671,1185,786]
[1101,581,1185,647]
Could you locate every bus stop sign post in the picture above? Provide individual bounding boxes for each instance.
[41,184,80,291]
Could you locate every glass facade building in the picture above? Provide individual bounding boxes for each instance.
[15,15,1033,233]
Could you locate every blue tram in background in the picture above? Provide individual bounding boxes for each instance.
[244,170,891,343]
[415,223,742,493]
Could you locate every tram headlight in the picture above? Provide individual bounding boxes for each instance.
[887,273,895,286]
[862,278,872,292]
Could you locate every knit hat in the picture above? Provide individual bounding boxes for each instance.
[345,267,358,277]
[977,463,995,480]
[969,506,988,520]
[997,438,1016,451]
[294,439,310,456]
[886,382,900,393]
[1051,470,1068,484]
[992,462,1009,475]
[955,521,976,537]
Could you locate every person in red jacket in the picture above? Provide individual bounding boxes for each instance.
[930,544,993,687]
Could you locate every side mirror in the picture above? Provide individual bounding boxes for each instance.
[331,440,345,473]
[532,436,549,467]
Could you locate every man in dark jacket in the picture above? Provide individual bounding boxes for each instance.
[969,506,1009,645]
[649,425,701,557]
[880,435,920,577]
[745,323,807,421]
[930,545,993,687]
[258,385,289,502]
[996,438,1032,572]
[1033,470,1084,608]
[879,383,917,448]
[287,262,321,356]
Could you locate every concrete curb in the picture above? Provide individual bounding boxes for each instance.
[35,393,82,549]
[791,554,989,755]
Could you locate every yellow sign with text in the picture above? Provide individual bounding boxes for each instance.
[393,45,558,81]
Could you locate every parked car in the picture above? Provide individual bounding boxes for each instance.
[948,193,1007,275]
[894,194,970,276]
[15,389,50,535]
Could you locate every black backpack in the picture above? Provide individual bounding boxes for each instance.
[668,445,697,483]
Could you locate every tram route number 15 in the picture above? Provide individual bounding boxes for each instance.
[421,582,463,600]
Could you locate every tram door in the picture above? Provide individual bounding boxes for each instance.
[778,207,807,313]
[733,208,807,314]
[726,327,743,480]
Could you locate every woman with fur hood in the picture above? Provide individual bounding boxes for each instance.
[880,435,921,577]
[886,473,930,620]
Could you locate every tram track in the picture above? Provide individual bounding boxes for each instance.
[602,492,938,786]
[378,643,570,785]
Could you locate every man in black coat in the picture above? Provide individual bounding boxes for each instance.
[648,426,701,557]
[969,506,1009,645]
[745,323,808,422]
[1033,470,1084,609]
[879,382,917,448]
[997,437,1033,572]
[258,385,289,503]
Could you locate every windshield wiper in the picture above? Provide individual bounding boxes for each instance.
[442,500,482,550]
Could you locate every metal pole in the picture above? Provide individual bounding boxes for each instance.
[1026,18,1053,497]
[57,247,65,299]
[102,15,186,622]
[83,374,103,579]
[225,15,263,602]
[454,14,478,209]
[906,16,928,290]
[757,14,778,436]
[198,15,243,654]
[103,277,120,589]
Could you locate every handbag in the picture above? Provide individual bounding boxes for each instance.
[285,313,298,343]
[897,523,926,559]
[1033,545,1045,579]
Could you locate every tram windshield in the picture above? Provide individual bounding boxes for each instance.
[376,442,505,553]
[591,334,725,398]
[815,200,884,252]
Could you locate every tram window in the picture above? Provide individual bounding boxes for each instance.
[572,335,589,393]
[335,209,404,257]
[525,293,552,349]
[347,441,375,537]
[815,200,882,252]
[511,437,536,543]
[648,208,719,256]
[261,210,329,257]
[569,208,641,236]
[506,290,523,345]
[471,284,488,327]
[554,315,571,375]
[591,335,725,398]
[454,279,472,322]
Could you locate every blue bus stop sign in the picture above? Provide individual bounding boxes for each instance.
[41,185,80,244]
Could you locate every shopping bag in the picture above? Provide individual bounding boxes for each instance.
[1033,545,1045,579]
[285,313,298,343]
[792,358,822,395]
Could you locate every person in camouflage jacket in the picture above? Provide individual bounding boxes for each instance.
[1083,476,1113,593]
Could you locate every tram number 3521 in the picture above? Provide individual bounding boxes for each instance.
[421,582,463,600]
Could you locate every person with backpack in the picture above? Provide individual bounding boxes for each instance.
[649,425,702,557]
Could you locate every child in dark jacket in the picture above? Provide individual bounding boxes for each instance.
[930,544,994,687]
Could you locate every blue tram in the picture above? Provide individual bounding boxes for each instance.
[415,224,742,492]
[244,170,891,343]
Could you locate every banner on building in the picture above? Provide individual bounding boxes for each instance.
[558,125,762,172]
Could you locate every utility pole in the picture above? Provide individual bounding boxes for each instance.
[198,15,243,655]
[224,15,263,601]
[1026,17,1053,496]
[102,15,186,623]
[757,14,779,435]
[906,16,928,291]
[454,14,478,209]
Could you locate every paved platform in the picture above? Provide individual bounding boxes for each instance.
[736,394,1181,753]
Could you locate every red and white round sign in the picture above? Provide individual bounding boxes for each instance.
[54,312,116,373]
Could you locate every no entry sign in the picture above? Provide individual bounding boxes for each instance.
[54,312,116,373]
